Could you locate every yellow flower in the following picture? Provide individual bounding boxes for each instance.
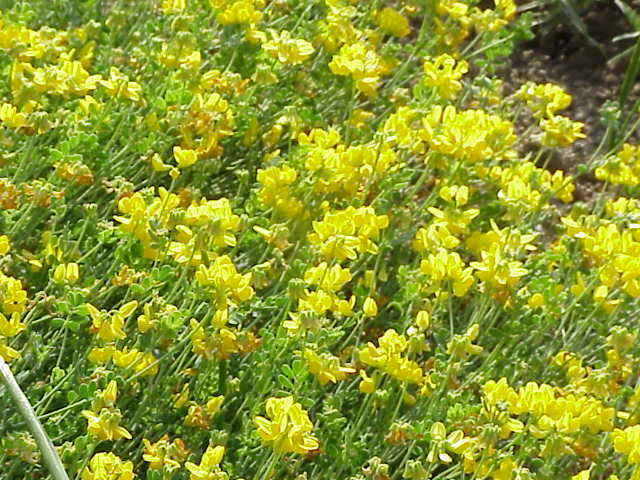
[362,297,378,317]
[0,312,26,339]
[420,250,474,298]
[150,153,171,172]
[194,255,254,309]
[611,426,640,464]
[143,435,189,471]
[189,320,240,360]
[173,146,199,169]
[416,310,430,330]
[515,82,572,119]
[0,103,29,130]
[527,292,544,308]
[53,262,80,285]
[447,323,483,360]
[471,244,528,290]
[263,30,314,64]
[308,206,389,261]
[303,348,356,385]
[256,164,303,217]
[86,301,138,342]
[375,7,410,37]
[254,396,319,454]
[113,348,158,376]
[422,54,468,100]
[0,271,28,315]
[100,67,143,104]
[595,143,640,187]
[182,197,241,248]
[329,42,382,97]
[359,329,423,384]
[185,445,227,480]
[81,452,135,480]
[426,422,475,464]
[0,235,9,255]
[81,408,132,441]
[359,369,376,394]
[88,345,116,364]
[540,115,586,147]
[206,395,224,415]
[572,469,592,480]
[216,0,262,25]
[161,0,186,14]
[304,263,351,292]
[184,403,210,429]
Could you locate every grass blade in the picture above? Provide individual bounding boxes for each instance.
[0,357,70,480]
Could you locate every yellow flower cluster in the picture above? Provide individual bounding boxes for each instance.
[179,89,236,159]
[562,215,640,310]
[595,143,640,187]
[158,40,202,72]
[471,244,528,291]
[52,262,80,285]
[426,421,475,465]
[422,54,468,100]
[189,318,240,360]
[381,106,425,153]
[0,240,28,362]
[209,0,264,26]
[540,115,586,148]
[515,82,572,119]
[488,160,575,208]
[471,0,517,32]
[284,262,355,334]
[263,30,315,64]
[0,15,73,62]
[142,435,189,471]
[185,445,230,480]
[308,206,389,261]
[483,377,615,436]
[612,426,640,480]
[299,128,399,197]
[316,3,360,53]
[420,105,516,164]
[516,82,585,148]
[194,255,254,310]
[359,329,423,384]
[552,349,628,400]
[303,347,356,385]
[81,452,134,480]
[254,396,319,454]
[81,381,132,441]
[88,345,158,377]
[434,0,517,49]
[115,188,241,264]
[420,250,474,299]
[0,269,27,317]
[374,7,410,38]
[256,165,304,218]
[137,302,178,333]
[329,42,384,97]
[304,262,351,292]
[161,0,185,14]
[86,301,138,343]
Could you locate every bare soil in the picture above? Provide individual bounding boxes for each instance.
[504,1,640,202]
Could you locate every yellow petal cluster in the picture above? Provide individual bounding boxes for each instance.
[254,396,319,454]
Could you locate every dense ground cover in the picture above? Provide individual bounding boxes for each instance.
[1,0,640,479]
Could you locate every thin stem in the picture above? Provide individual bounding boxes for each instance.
[0,356,70,480]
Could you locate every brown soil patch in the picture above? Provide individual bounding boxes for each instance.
[504,1,640,202]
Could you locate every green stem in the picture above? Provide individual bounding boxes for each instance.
[0,356,70,480]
